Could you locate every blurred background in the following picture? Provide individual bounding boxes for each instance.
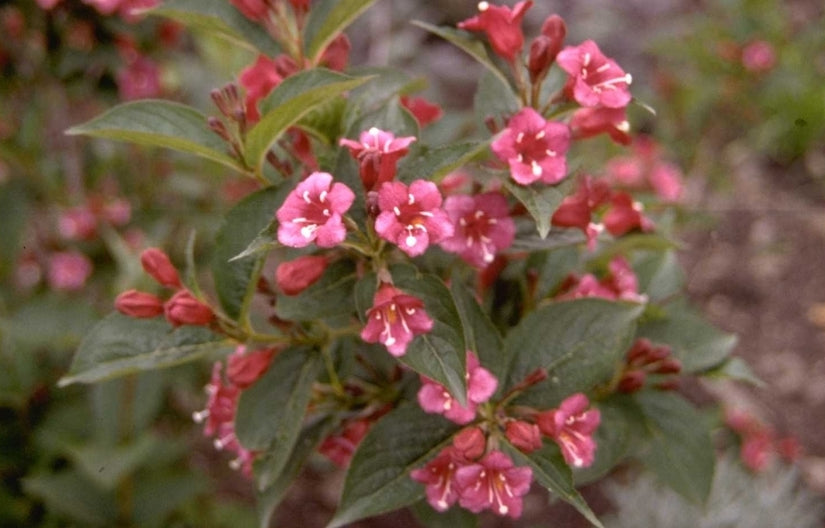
[1,0,824,526]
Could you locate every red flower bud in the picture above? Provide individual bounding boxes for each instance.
[453,426,486,460]
[275,255,328,296]
[529,15,566,84]
[164,290,214,327]
[540,14,566,52]
[114,289,164,318]
[652,357,682,375]
[617,369,646,393]
[227,346,276,389]
[505,420,542,453]
[140,248,181,289]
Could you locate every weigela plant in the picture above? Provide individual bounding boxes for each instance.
[61,1,743,526]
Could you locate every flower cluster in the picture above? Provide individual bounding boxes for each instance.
[725,408,801,472]
[556,255,646,303]
[616,338,682,393]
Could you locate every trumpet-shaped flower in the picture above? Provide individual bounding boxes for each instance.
[276,172,355,248]
[491,107,571,185]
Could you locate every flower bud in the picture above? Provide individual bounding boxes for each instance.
[540,14,566,52]
[275,255,328,296]
[617,369,646,393]
[528,35,554,84]
[652,357,682,375]
[115,289,164,318]
[505,420,542,453]
[140,248,181,289]
[164,290,214,327]
[227,346,275,389]
[453,426,486,460]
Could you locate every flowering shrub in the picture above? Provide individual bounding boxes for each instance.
[60,1,744,526]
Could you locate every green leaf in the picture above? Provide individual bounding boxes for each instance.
[473,68,520,128]
[635,391,715,505]
[409,500,478,528]
[412,21,510,88]
[303,0,379,63]
[66,100,242,172]
[147,0,279,55]
[68,434,160,490]
[212,186,285,320]
[133,472,210,528]
[235,347,322,459]
[59,313,228,386]
[505,442,604,528]
[632,249,685,302]
[328,404,459,528]
[346,67,425,115]
[245,69,370,173]
[705,356,765,386]
[256,416,338,526]
[504,180,568,239]
[504,299,644,406]
[636,299,737,373]
[392,266,467,405]
[396,141,490,185]
[449,280,507,384]
[274,260,357,322]
[22,471,117,526]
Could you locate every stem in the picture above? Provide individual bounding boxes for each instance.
[322,345,345,397]
[510,59,529,107]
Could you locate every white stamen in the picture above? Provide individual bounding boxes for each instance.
[319,190,328,202]
[192,410,209,423]
[516,154,524,163]
[596,63,611,74]
[406,234,417,247]
[408,193,415,205]
[302,190,311,203]
[369,127,380,135]
[546,149,557,157]
[323,209,330,217]
[516,132,524,143]
[478,1,489,11]
[300,224,318,238]
[393,206,402,216]
[531,161,542,176]
[229,458,243,470]
[616,121,631,132]
[459,218,468,227]
[632,201,644,212]
[405,307,416,315]
[535,130,546,139]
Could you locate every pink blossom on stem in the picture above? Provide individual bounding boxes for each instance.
[194,362,240,437]
[411,447,464,512]
[417,352,498,425]
[275,255,328,295]
[440,192,515,268]
[276,172,355,248]
[536,393,600,468]
[741,40,776,73]
[491,107,571,185]
[602,192,655,237]
[57,207,98,241]
[458,1,533,62]
[239,55,285,123]
[339,127,416,192]
[400,95,443,128]
[361,284,434,356]
[569,106,632,145]
[319,34,351,71]
[318,419,371,467]
[454,450,533,518]
[47,251,92,292]
[551,175,611,249]
[556,40,632,108]
[116,56,161,101]
[374,180,453,257]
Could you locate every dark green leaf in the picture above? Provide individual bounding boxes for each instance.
[328,404,459,528]
[473,69,520,128]
[505,442,604,528]
[636,299,737,373]
[632,249,685,302]
[148,0,279,55]
[636,391,715,505]
[346,67,425,115]
[705,357,765,386]
[275,259,357,322]
[504,299,644,406]
[504,180,568,239]
[303,0,379,63]
[22,471,117,526]
[212,186,285,320]
[235,347,322,457]
[511,226,586,252]
[449,280,507,384]
[396,141,490,185]
[256,416,338,525]
[59,313,228,386]
[392,266,467,405]
[68,434,160,490]
[246,69,370,173]
[66,100,242,172]
[412,21,510,88]
[133,472,210,528]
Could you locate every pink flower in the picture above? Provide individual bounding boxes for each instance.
[400,96,443,127]
[569,106,632,145]
[417,351,498,425]
[374,180,453,257]
[556,40,632,108]
[318,419,371,467]
[36,0,62,10]
[319,34,351,71]
[276,172,355,248]
[57,207,98,241]
[491,108,571,185]
[603,137,684,202]
[551,175,611,249]
[648,162,683,202]
[536,393,600,468]
[556,256,644,303]
[411,447,464,511]
[239,55,285,123]
[47,251,93,292]
[163,290,214,327]
[741,40,776,73]
[458,1,533,62]
[440,192,515,268]
[602,192,654,237]
[194,363,240,437]
[339,127,417,192]
[275,255,328,295]
[226,346,275,389]
[361,284,434,356]
[454,451,533,518]
[115,289,165,318]
[116,56,161,101]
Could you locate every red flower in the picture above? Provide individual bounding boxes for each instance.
[602,192,654,237]
[374,180,453,257]
[557,40,632,108]
[240,55,284,123]
[226,346,275,389]
[275,255,328,296]
[417,351,498,424]
[275,172,355,248]
[411,447,464,512]
[491,107,571,185]
[458,1,533,62]
[569,106,632,145]
[400,96,443,127]
[454,451,533,518]
[537,393,600,468]
[361,284,434,357]
[141,247,181,289]
[340,127,416,192]
[318,419,371,467]
[440,192,516,268]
